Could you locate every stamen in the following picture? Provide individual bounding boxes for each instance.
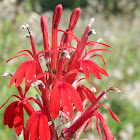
[108,87,121,93]
[25,34,30,38]
[91,87,97,92]
[61,50,70,59]
[48,121,53,126]
[91,29,96,34]
[97,38,102,42]
[103,94,108,100]
[103,87,121,99]
[88,17,95,27]
[2,70,14,77]
[31,80,45,89]
[22,24,32,34]
[87,29,96,36]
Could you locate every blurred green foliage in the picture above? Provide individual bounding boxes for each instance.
[30,0,88,12]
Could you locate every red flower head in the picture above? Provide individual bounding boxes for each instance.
[4,101,24,136]
[1,4,121,140]
[24,111,50,140]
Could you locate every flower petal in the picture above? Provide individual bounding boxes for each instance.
[4,101,18,125]
[39,113,50,140]
[9,61,28,87]
[77,85,96,103]
[50,83,61,119]
[15,61,30,87]
[96,112,102,138]
[30,114,40,140]
[99,114,114,140]
[25,61,36,86]
[88,60,109,77]
[24,111,39,140]
[80,60,89,79]
[8,103,18,128]
[61,87,73,119]
[14,103,24,136]
[64,82,83,112]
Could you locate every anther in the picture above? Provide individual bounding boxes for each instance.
[91,87,97,92]
[22,24,32,34]
[31,80,45,89]
[48,121,52,126]
[2,70,14,77]
[106,86,121,93]
[88,17,95,27]
[25,34,30,38]
[61,50,70,59]
[87,29,96,36]
[97,38,102,42]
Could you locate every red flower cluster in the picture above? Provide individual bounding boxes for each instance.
[1,4,121,140]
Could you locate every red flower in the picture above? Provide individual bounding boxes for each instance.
[63,88,121,140]
[80,59,109,79]
[24,111,50,140]
[1,4,121,140]
[8,59,36,88]
[4,101,24,136]
[50,81,83,119]
[77,84,97,103]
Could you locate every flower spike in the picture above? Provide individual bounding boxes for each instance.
[1,4,120,140]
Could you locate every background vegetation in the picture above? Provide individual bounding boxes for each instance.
[0,0,140,139]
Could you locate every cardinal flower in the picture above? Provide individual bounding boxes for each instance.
[24,111,50,140]
[63,87,121,140]
[1,3,121,140]
[80,59,109,79]
[50,81,83,119]
[4,101,24,136]
[8,59,36,88]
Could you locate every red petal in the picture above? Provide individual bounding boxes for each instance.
[50,83,61,119]
[107,108,121,123]
[88,60,109,77]
[16,50,33,57]
[14,103,24,136]
[25,61,36,86]
[64,82,83,112]
[30,114,40,140]
[80,60,89,79]
[39,113,50,140]
[98,105,121,123]
[4,101,18,125]
[24,111,39,140]
[8,104,18,128]
[61,87,73,119]
[99,114,114,140]
[9,61,28,87]
[96,112,102,138]
[15,61,30,87]
[6,54,32,63]
[78,85,96,103]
